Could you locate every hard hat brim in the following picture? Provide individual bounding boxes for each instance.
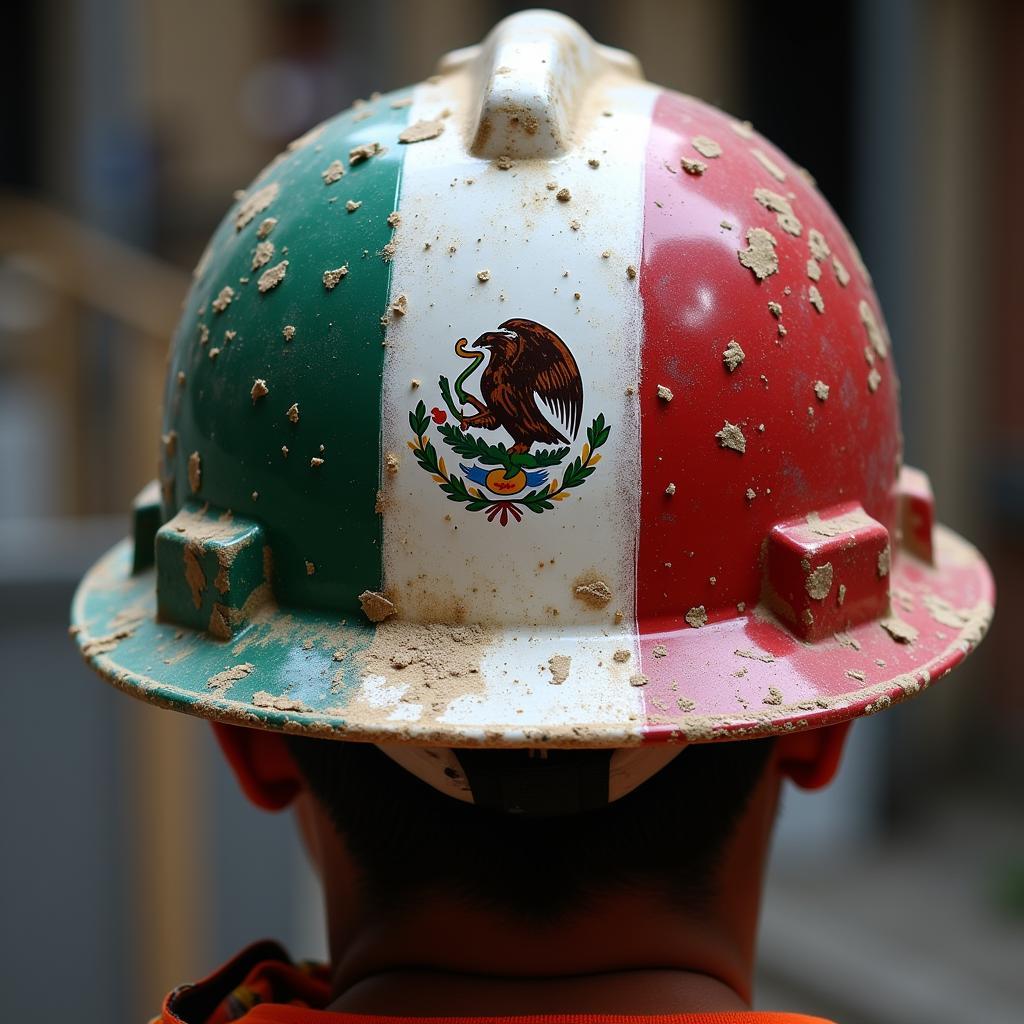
[71,523,993,748]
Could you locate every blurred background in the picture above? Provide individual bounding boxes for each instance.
[1,1,1022,1022]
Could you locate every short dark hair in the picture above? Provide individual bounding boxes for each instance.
[285,736,775,921]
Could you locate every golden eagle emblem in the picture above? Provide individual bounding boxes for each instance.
[408,318,608,525]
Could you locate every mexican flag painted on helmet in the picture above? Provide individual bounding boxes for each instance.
[73,13,993,792]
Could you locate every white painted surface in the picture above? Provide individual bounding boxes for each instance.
[376,58,658,734]
[439,9,642,160]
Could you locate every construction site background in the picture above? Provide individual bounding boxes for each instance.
[1,3,1021,1023]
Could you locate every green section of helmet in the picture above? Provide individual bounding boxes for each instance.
[155,502,268,639]
[160,93,412,617]
[75,539,379,734]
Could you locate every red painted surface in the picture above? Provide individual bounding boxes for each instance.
[898,465,936,564]
[763,503,890,642]
[632,90,992,736]
[637,526,993,742]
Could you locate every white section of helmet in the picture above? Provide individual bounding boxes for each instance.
[437,9,642,160]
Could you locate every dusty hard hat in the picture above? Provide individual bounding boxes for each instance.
[72,10,993,810]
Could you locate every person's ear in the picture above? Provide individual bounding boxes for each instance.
[775,720,853,791]
[211,722,304,811]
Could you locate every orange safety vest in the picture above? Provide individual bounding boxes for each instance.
[159,943,836,1024]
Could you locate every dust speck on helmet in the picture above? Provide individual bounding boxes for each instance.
[881,617,918,644]
[349,141,383,165]
[234,182,279,230]
[359,591,396,623]
[832,254,850,286]
[723,340,745,372]
[805,563,834,600]
[211,286,234,313]
[808,228,831,261]
[323,265,349,290]
[751,148,786,182]
[548,654,571,684]
[251,241,275,271]
[716,422,746,453]
[207,663,254,692]
[399,119,445,144]
[685,606,708,628]
[256,260,288,293]
[573,579,612,608]
[754,187,801,236]
[691,135,721,159]
[737,227,778,280]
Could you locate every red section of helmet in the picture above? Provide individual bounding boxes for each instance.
[762,503,891,642]
[897,465,936,564]
[635,90,902,634]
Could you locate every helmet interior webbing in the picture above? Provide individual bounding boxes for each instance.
[453,748,613,816]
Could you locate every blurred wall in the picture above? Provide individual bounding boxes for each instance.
[2,2,1022,1023]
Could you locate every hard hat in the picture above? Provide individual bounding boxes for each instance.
[72,10,994,813]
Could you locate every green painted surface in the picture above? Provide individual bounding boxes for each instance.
[155,503,266,637]
[75,541,376,735]
[162,93,412,616]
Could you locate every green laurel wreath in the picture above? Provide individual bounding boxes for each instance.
[407,401,610,515]
[436,423,569,479]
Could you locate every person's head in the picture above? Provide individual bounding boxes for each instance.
[213,722,851,930]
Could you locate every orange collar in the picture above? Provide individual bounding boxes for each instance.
[162,941,836,1024]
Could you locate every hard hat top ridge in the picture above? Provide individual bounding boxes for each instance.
[72,10,994,760]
